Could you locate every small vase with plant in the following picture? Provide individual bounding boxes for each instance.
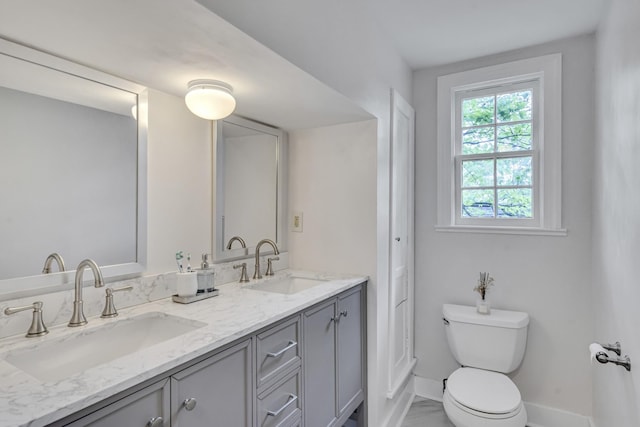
[474,272,494,314]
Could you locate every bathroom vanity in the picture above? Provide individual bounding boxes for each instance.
[0,272,366,427]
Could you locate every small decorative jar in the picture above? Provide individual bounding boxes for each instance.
[476,297,490,315]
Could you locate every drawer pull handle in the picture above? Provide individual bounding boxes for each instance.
[267,393,298,417]
[267,340,298,358]
[183,397,197,411]
[147,416,164,427]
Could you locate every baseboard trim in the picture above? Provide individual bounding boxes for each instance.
[524,402,591,427]
[414,376,443,402]
[413,375,592,427]
[386,358,418,400]
[383,376,415,427]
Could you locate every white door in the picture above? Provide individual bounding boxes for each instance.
[387,89,416,398]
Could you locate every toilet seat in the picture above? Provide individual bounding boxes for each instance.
[443,368,526,427]
[447,367,522,415]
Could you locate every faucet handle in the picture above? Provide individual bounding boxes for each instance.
[266,257,280,276]
[233,263,250,283]
[4,301,49,337]
[101,285,133,318]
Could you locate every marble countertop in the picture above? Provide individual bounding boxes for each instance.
[0,270,367,427]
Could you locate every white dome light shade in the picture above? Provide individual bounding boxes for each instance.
[185,79,236,120]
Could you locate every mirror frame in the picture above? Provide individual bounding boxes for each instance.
[213,115,287,262]
[0,38,148,300]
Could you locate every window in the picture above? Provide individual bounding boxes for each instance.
[436,54,565,235]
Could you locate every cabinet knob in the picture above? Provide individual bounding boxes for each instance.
[330,310,348,322]
[147,416,164,427]
[183,397,197,411]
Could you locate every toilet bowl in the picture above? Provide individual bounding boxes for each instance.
[442,304,529,427]
[442,367,526,427]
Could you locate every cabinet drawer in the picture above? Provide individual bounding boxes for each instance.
[256,315,301,388]
[257,369,302,427]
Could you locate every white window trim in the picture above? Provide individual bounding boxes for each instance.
[436,54,566,236]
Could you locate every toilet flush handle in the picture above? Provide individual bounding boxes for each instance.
[443,317,450,326]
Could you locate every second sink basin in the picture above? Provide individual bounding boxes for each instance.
[4,312,206,383]
[247,276,328,294]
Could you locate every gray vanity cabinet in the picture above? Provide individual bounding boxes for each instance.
[52,282,365,427]
[303,285,365,427]
[170,338,253,427]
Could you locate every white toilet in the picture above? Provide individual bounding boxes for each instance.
[442,304,529,427]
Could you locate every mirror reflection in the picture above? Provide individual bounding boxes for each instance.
[214,116,286,261]
[0,40,145,296]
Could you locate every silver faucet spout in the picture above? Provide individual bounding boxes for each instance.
[226,236,247,249]
[42,252,65,274]
[254,239,280,280]
[69,259,104,327]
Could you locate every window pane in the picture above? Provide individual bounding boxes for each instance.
[496,90,532,123]
[497,123,532,152]
[497,157,532,186]
[497,188,532,218]
[462,159,494,188]
[462,96,495,127]
[462,189,495,218]
[462,127,494,154]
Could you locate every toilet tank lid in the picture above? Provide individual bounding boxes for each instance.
[443,304,529,329]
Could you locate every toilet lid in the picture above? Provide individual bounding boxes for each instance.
[447,368,522,415]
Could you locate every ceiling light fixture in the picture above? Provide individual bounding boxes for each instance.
[185,79,236,120]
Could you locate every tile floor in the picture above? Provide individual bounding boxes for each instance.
[401,398,455,427]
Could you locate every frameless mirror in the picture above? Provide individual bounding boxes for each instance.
[0,39,147,300]
[213,116,287,262]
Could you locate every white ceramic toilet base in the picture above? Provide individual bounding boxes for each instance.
[443,389,527,427]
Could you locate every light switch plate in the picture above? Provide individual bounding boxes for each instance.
[292,211,303,232]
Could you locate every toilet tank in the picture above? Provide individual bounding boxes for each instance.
[443,304,529,373]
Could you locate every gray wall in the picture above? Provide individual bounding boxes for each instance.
[412,34,595,415]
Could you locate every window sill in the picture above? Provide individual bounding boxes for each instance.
[434,225,567,237]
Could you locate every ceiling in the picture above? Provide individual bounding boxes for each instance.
[0,0,373,130]
[0,0,609,128]
[371,0,609,69]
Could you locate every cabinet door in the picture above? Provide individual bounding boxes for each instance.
[337,287,364,416]
[303,300,337,427]
[171,339,252,427]
[65,379,169,427]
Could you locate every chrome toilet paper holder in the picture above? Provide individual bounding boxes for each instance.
[595,341,631,372]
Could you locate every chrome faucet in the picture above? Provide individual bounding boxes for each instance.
[69,259,104,327]
[42,252,65,274]
[253,239,279,279]
[226,236,247,250]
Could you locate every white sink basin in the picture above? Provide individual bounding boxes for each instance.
[4,312,206,383]
[247,276,328,294]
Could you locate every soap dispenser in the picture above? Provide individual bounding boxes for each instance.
[197,253,215,293]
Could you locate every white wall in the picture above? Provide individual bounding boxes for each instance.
[592,1,640,425]
[146,89,212,275]
[413,34,595,415]
[193,2,414,424]
[288,120,377,275]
